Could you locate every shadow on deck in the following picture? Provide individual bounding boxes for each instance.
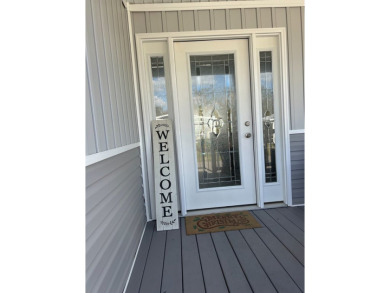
[126,207,304,293]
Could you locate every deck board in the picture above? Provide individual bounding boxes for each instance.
[253,210,304,265]
[277,207,305,230]
[197,233,229,293]
[128,207,305,292]
[161,229,182,293]
[211,232,253,293]
[250,217,305,291]
[180,218,206,293]
[125,221,154,293]
[240,228,302,293]
[265,209,304,245]
[138,229,166,293]
[226,230,277,293]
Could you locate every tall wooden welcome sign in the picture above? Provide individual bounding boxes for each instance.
[152,119,179,231]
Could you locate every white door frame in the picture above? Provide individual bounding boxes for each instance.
[136,28,292,219]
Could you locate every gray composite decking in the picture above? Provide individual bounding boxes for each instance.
[126,207,304,293]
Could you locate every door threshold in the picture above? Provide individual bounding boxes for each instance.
[263,201,288,209]
[180,204,261,217]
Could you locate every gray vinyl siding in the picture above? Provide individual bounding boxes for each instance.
[290,133,304,205]
[86,147,146,293]
[131,6,304,130]
[86,0,140,156]
[86,1,146,292]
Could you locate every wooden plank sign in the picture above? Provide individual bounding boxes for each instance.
[152,119,179,231]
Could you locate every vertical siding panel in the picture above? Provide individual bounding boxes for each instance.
[122,10,140,143]
[214,10,227,30]
[256,8,261,28]
[198,10,211,31]
[229,9,242,29]
[240,8,245,28]
[106,0,126,147]
[301,7,305,79]
[273,7,287,28]
[287,7,304,129]
[100,0,121,147]
[244,8,257,29]
[86,0,107,152]
[260,8,272,28]
[162,12,168,32]
[110,0,129,146]
[178,11,184,31]
[86,66,97,155]
[226,8,231,29]
[194,10,200,30]
[118,2,137,143]
[145,12,152,33]
[113,0,131,145]
[166,11,179,32]
[90,0,115,150]
[150,12,163,32]
[133,12,147,34]
[182,11,195,31]
[210,9,215,30]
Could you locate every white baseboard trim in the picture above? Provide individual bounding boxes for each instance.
[86,143,140,167]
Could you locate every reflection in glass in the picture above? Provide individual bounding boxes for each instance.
[190,54,241,189]
[260,51,277,182]
[151,57,168,119]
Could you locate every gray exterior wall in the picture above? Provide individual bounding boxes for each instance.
[131,6,305,130]
[86,0,139,156]
[290,133,304,205]
[86,1,146,293]
[86,148,146,293]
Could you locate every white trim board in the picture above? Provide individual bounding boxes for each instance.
[289,129,305,134]
[123,0,304,12]
[127,10,152,221]
[85,143,140,166]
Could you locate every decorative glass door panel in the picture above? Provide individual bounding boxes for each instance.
[256,36,285,203]
[174,39,256,210]
[260,51,277,183]
[190,54,241,189]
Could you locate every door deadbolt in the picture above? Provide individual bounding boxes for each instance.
[245,121,250,126]
[245,133,252,138]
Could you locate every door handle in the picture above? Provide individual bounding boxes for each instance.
[245,133,252,138]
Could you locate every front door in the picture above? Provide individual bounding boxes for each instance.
[174,39,257,210]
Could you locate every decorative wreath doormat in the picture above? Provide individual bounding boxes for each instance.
[185,211,262,235]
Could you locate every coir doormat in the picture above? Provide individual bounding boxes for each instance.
[185,211,262,235]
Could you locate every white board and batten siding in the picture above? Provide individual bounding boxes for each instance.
[86,0,146,293]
